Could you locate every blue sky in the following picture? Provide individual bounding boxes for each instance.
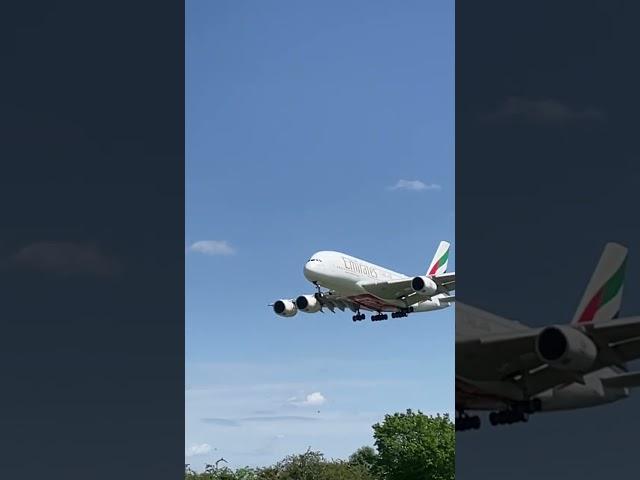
[186,0,454,469]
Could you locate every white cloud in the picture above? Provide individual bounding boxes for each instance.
[388,179,441,192]
[303,392,326,406]
[186,443,212,457]
[189,240,235,256]
[289,391,327,407]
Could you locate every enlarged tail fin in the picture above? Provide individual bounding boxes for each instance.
[427,241,450,276]
[572,242,627,325]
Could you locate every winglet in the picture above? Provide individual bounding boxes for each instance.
[572,242,627,324]
[427,241,450,276]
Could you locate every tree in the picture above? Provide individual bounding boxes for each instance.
[349,445,379,477]
[372,409,454,480]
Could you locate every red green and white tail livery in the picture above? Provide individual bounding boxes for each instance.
[572,242,627,324]
[427,241,450,276]
[271,241,455,322]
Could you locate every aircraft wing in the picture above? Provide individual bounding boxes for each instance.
[601,371,640,389]
[433,271,455,292]
[359,272,456,306]
[359,278,417,302]
[317,291,359,313]
[582,316,640,364]
[457,330,541,380]
[583,316,640,344]
[458,310,640,395]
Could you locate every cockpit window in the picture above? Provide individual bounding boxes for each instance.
[308,258,322,262]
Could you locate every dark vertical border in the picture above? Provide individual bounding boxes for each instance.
[457,1,640,477]
[1,2,184,477]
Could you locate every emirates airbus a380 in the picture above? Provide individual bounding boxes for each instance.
[271,241,455,322]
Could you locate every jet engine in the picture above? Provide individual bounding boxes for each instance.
[535,325,597,372]
[273,299,298,317]
[295,294,322,313]
[411,276,438,295]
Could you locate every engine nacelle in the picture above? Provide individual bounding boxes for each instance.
[295,294,322,313]
[273,299,297,317]
[535,325,597,372]
[411,276,438,295]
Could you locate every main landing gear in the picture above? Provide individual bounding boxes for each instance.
[456,412,481,431]
[489,410,528,426]
[489,399,541,427]
[353,309,410,322]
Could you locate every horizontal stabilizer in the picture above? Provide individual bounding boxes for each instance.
[602,371,640,389]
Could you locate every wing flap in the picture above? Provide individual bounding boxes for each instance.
[584,316,640,344]
[456,331,540,380]
[433,271,455,292]
[359,278,416,301]
[602,371,640,389]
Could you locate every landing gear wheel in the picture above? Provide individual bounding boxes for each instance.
[456,413,481,431]
[489,412,498,426]
[489,408,529,426]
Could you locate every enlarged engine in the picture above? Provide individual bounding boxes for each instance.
[295,294,322,313]
[411,276,438,295]
[535,325,598,372]
[273,299,298,317]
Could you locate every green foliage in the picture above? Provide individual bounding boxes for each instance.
[257,449,375,480]
[349,445,380,477]
[373,409,455,480]
[186,450,374,480]
[185,410,454,480]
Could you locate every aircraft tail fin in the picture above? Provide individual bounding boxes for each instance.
[427,241,450,276]
[572,242,627,325]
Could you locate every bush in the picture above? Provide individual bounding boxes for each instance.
[186,410,454,480]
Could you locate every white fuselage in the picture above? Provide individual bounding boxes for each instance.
[457,369,629,413]
[303,251,449,313]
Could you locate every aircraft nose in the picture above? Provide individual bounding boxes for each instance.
[303,261,319,281]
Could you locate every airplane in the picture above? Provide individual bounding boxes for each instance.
[457,242,640,431]
[271,241,455,322]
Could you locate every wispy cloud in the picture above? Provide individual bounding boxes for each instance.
[202,415,318,427]
[188,240,236,256]
[388,180,441,192]
[185,443,212,457]
[242,415,319,423]
[201,418,241,427]
[484,97,605,125]
[10,241,122,277]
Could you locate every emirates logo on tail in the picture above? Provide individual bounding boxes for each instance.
[577,259,626,323]
[572,243,627,325]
